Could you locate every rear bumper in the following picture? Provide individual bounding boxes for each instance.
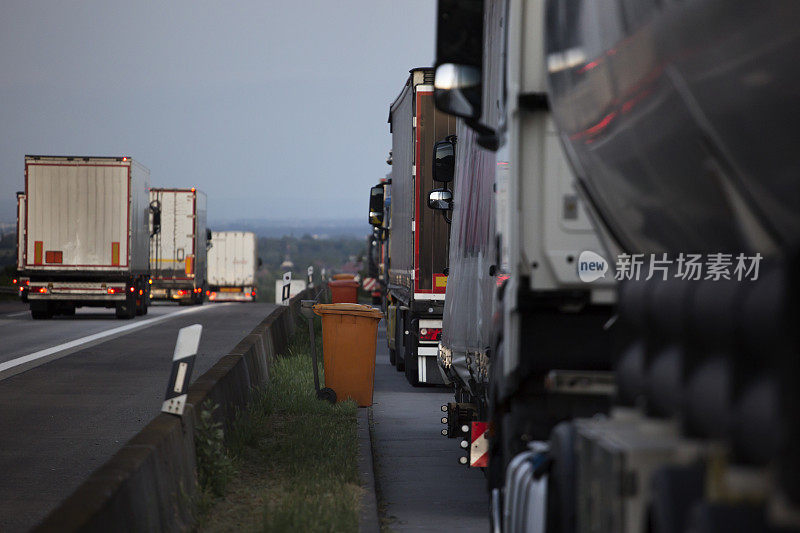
[27,281,127,302]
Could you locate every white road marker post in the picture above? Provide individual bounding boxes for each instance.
[307,265,314,289]
[281,271,292,305]
[162,324,202,416]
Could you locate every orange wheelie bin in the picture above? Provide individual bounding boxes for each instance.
[312,303,383,407]
[328,280,359,303]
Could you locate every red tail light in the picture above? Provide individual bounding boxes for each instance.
[129,286,135,293]
[19,287,24,292]
[25,280,30,286]
[38,287,47,294]
[419,328,442,342]
[206,290,210,296]
[12,279,17,285]
[139,289,143,296]
[251,291,256,297]
[107,288,117,294]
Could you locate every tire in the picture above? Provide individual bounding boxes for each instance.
[31,309,52,320]
[395,310,405,372]
[389,346,396,366]
[30,302,53,320]
[62,306,76,317]
[116,299,136,319]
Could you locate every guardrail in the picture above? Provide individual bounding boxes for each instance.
[34,288,318,532]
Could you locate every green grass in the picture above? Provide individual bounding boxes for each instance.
[197,313,361,533]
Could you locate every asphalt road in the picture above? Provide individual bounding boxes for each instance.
[0,301,279,532]
[371,323,489,532]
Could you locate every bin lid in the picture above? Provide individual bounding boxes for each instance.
[313,303,383,319]
[328,280,360,287]
[332,273,356,280]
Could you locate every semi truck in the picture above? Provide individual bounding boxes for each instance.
[149,188,209,305]
[385,68,457,386]
[17,155,151,319]
[431,0,616,497]
[431,1,800,532]
[367,178,390,306]
[207,231,258,302]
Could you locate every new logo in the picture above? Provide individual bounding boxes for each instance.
[578,251,609,282]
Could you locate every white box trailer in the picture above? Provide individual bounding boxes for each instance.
[19,155,151,319]
[207,231,258,302]
[149,188,208,304]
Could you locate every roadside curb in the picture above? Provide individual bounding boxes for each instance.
[358,406,380,533]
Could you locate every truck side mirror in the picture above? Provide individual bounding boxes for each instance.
[434,0,484,119]
[149,200,161,237]
[433,139,455,182]
[428,188,453,211]
[369,184,385,226]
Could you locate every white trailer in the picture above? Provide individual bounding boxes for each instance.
[149,188,208,304]
[207,231,258,302]
[19,155,151,319]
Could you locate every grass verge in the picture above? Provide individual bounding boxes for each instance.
[197,313,361,532]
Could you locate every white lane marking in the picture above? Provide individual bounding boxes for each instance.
[0,304,229,378]
[1,311,30,318]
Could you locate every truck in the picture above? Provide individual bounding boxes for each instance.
[384,68,458,386]
[431,0,617,502]
[431,1,800,532]
[367,177,390,305]
[17,155,151,319]
[206,231,258,302]
[149,188,209,305]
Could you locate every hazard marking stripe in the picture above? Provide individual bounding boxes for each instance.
[470,421,489,467]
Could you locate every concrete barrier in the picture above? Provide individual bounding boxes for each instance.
[35,289,316,532]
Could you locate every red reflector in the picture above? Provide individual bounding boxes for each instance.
[419,328,442,342]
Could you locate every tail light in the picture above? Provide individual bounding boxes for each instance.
[206,290,210,296]
[107,288,117,294]
[419,328,442,342]
[19,287,24,292]
[139,289,144,296]
[38,287,47,294]
[12,279,17,285]
[129,286,135,293]
[25,280,30,286]
[251,291,256,297]
[148,279,153,285]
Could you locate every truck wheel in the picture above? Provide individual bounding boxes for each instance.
[395,311,405,371]
[116,301,136,319]
[31,309,53,320]
[31,302,53,320]
[62,305,76,317]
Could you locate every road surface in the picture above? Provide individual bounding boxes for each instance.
[371,322,489,532]
[0,301,278,532]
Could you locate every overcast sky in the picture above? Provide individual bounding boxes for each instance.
[0,1,435,224]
